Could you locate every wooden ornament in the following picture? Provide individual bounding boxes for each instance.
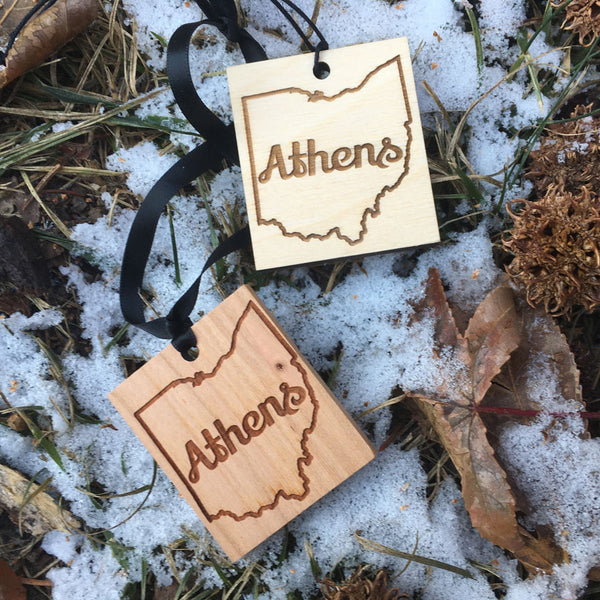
[109,285,375,561]
[227,37,439,270]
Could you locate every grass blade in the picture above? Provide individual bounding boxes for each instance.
[175,568,194,600]
[304,540,322,579]
[108,115,198,135]
[22,414,65,472]
[452,164,483,204]
[167,204,182,285]
[21,171,71,239]
[0,89,164,175]
[354,532,474,579]
[104,323,131,354]
[465,7,484,80]
[40,84,121,107]
[141,557,148,600]
[201,193,227,281]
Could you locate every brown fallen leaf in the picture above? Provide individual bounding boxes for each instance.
[0,557,26,600]
[7,412,28,432]
[0,190,41,226]
[0,463,80,536]
[588,566,600,581]
[409,268,566,572]
[0,0,97,88]
[483,295,583,434]
[0,0,37,43]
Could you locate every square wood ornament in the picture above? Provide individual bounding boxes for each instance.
[227,37,439,270]
[109,286,375,561]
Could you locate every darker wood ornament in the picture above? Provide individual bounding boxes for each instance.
[109,285,375,560]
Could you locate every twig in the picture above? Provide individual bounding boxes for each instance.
[20,578,53,587]
[305,0,322,40]
[34,163,61,193]
[473,405,600,420]
[20,171,71,239]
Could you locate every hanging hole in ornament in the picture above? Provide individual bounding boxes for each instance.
[313,61,330,79]
[182,346,199,362]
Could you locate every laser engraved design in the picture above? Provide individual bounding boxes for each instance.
[108,285,376,561]
[133,300,319,522]
[184,382,308,483]
[257,137,404,182]
[241,55,413,245]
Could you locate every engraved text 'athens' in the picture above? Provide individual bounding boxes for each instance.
[258,137,403,183]
[185,382,307,483]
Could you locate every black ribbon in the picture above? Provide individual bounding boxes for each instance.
[267,0,329,75]
[120,0,328,359]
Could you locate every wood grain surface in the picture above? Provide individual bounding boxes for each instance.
[228,38,439,269]
[109,285,375,560]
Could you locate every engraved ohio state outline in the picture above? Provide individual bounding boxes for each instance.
[241,55,413,245]
[134,300,319,523]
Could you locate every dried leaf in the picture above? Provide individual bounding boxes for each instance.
[0,0,37,45]
[481,298,585,562]
[588,566,600,581]
[465,283,520,404]
[559,0,600,47]
[0,0,97,88]
[0,463,80,536]
[485,297,582,419]
[0,191,40,225]
[0,557,26,600]
[410,268,566,572]
[421,266,463,350]
[504,187,600,317]
[7,412,27,431]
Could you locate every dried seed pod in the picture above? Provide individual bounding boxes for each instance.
[557,0,600,46]
[526,104,600,196]
[320,568,407,600]
[503,186,600,317]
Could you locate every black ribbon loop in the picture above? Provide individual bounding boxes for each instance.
[313,40,330,78]
[167,22,234,148]
[120,0,328,359]
[120,13,257,355]
[267,0,329,54]
[120,142,228,340]
[166,16,266,165]
[193,0,238,25]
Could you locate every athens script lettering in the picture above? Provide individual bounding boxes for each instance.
[185,382,307,483]
[258,137,403,183]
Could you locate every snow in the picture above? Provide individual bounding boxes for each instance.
[41,532,129,600]
[51,121,75,133]
[1,0,599,599]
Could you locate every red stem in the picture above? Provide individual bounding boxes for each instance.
[473,405,600,419]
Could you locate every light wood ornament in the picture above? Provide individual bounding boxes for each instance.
[227,37,439,270]
[109,285,375,561]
